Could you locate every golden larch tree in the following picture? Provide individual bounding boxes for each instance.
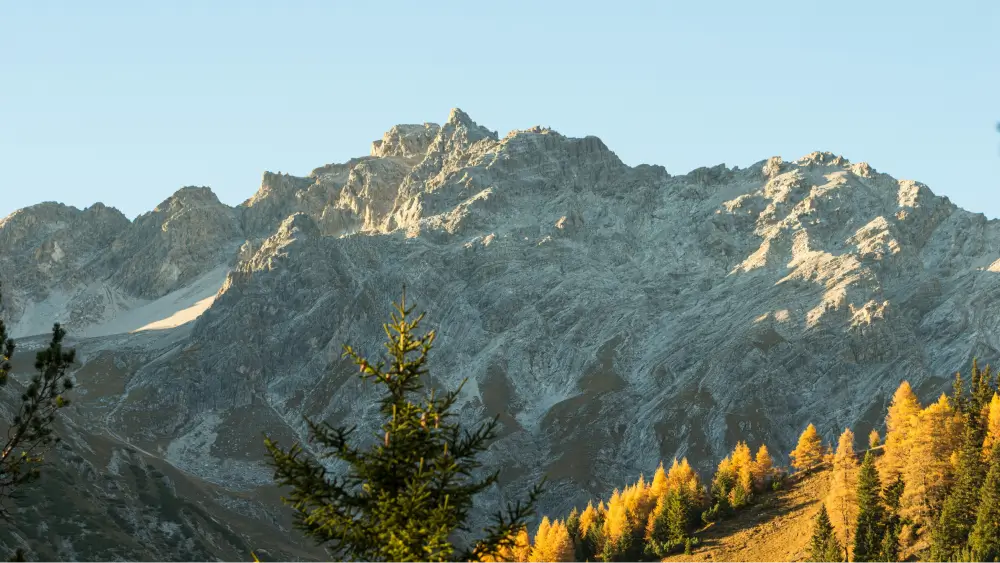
[666,458,700,497]
[730,441,754,497]
[622,476,654,527]
[675,458,706,506]
[825,428,859,554]
[901,394,963,527]
[528,517,552,563]
[868,429,881,449]
[529,518,573,562]
[480,527,531,562]
[883,381,921,479]
[790,423,824,472]
[751,444,774,492]
[650,461,668,499]
[601,488,631,550]
[577,501,600,550]
[984,392,1000,455]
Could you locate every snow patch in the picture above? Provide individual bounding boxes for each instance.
[11,266,229,338]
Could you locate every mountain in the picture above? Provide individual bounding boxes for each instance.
[1,108,998,559]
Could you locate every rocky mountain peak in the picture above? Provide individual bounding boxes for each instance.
[153,185,227,213]
[428,108,499,154]
[370,123,441,159]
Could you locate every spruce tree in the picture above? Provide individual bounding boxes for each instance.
[969,441,1000,562]
[880,473,904,562]
[852,452,885,562]
[644,487,696,558]
[565,507,582,562]
[264,290,544,562]
[809,504,843,562]
[933,404,988,560]
[0,284,75,518]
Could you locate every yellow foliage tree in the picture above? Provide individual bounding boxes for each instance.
[622,476,654,527]
[984,393,1000,455]
[650,461,668,499]
[825,428,859,554]
[901,394,963,527]
[644,494,666,542]
[665,457,703,500]
[578,501,599,540]
[529,518,573,562]
[602,489,631,549]
[868,429,881,449]
[480,527,531,562]
[883,381,921,479]
[731,441,754,497]
[751,444,774,492]
[790,423,824,472]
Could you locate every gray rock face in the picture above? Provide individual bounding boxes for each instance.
[103,186,243,299]
[1,109,998,557]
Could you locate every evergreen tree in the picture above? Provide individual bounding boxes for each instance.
[880,473,904,563]
[809,504,844,562]
[970,441,1000,562]
[933,393,989,561]
[969,360,995,416]
[709,455,736,517]
[565,508,582,562]
[852,452,885,562]
[264,290,543,562]
[953,370,967,414]
[0,295,75,518]
[644,488,693,558]
[790,424,824,473]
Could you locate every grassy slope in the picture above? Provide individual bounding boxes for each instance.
[664,468,831,563]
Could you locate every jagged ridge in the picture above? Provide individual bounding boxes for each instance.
[1,108,998,556]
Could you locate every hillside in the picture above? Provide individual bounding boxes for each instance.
[2,108,999,558]
[663,468,831,563]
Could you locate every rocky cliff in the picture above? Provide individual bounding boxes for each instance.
[1,108,997,559]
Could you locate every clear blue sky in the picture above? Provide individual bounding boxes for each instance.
[2,1,998,220]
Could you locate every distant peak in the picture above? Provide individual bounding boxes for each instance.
[795,151,850,167]
[447,108,475,127]
[371,123,441,158]
[155,186,223,212]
